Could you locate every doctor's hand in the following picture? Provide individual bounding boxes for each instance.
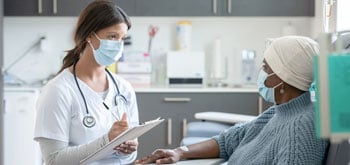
[115,139,138,154]
[135,149,181,164]
[108,113,128,141]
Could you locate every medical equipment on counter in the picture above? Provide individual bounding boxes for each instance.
[167,51,205,87]
[241,49,257,85]
[73,62,128,128]
[314,32,350,143]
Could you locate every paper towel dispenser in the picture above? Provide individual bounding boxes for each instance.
[166,51,205,86]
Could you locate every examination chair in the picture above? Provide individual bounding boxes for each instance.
[181,112,257,146]
[182,112,350,165]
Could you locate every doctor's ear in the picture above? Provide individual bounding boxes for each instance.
[86,36,92,43]
[86,33,94,43]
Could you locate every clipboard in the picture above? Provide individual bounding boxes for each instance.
[80,118,164,165]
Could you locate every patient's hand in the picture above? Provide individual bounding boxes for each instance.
[135,149,181,164]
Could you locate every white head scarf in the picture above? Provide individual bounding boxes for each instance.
[264,36,319,91]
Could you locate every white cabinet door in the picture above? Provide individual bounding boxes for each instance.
[3,88,42,165]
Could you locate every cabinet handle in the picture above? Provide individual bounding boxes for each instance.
[212,0,217,14]
[227,0,232,14]
[38,0,43,14]
[53,0,57,14]
[167,118,172,145]
[163,97,191,102]
[258,96,263,114]
[182,118,187,138]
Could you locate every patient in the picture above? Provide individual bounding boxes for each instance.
[136,36,329,165]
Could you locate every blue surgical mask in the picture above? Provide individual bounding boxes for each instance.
[257,70,282,104]
[89,33,124,66]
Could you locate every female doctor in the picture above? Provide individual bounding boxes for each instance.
[34,1,139,164]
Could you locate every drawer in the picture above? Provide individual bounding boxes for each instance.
[137,92,260,121]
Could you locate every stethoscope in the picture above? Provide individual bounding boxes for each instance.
[73,61,128,128]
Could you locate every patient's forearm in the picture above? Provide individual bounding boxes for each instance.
[176,139,220,160]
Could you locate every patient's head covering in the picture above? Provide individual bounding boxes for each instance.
[264,36,319,91]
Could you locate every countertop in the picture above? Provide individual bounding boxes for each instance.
[135,86,257,93]
[134,84,258,93]
[4,84,259,93]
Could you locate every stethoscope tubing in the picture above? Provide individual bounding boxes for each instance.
[73,61,126,128]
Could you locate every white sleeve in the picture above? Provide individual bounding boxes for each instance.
[37,134,137,165]
[38,135,109,165]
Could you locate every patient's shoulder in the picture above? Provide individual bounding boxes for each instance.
[253,107,276,124]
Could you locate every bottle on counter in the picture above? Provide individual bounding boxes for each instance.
[176,21,192,51]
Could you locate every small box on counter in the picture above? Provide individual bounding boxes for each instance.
[117,62,152,73]
[118,73,151,88]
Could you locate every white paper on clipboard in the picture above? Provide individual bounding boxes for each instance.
[80,118,164,165]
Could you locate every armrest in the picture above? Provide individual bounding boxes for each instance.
[194,112,257,124]
[175,158,225,165]
[136,158,226,165]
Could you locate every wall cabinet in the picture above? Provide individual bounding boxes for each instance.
[4,0,135,16]
[136,91,269,158]
[222,0,314,16]
[4,0,314,17]
[4,0,40,16]
[4,0,93,16]
[134,0,314,17]
[135,0,215,16]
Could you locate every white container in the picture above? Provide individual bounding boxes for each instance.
[117,62,152,73]
[176,21,192,51]
[211,37,225,79]
[167,51,205,86]
[118,73,152,88]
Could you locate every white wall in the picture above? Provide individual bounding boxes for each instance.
[4,16,312,86]
[310,0,324,38]
[337,0,350,31]
[4,17,76,84]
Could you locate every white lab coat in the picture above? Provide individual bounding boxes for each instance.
[34,69,139,164]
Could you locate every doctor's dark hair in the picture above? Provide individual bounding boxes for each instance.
[58,0,131,73]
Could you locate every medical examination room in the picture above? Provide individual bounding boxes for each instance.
[0,0,349,164]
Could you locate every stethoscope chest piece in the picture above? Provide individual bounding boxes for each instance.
[74,60,127,128]
[83,115,96,128]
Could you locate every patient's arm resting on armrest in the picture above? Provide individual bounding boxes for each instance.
[194,112,257,124]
